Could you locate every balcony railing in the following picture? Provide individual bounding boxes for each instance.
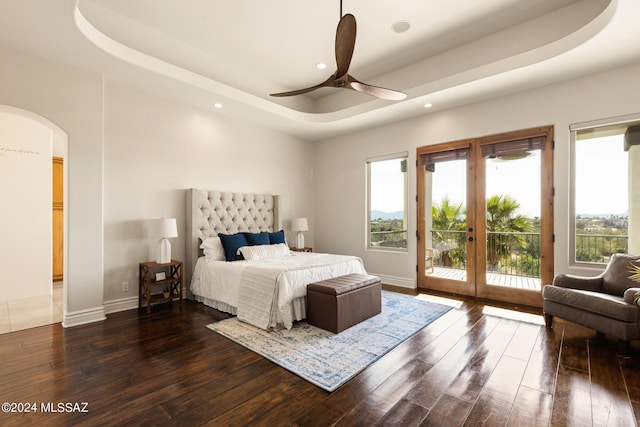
[370,230,407,248]
[430,229,540,278]
[372,230,629,274]
[429,230,630,277]
[575,233,628,263]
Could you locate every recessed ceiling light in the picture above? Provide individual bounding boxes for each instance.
[316,62,327,70]
[213,102,223,108]
[424,103,433,108]
[392,20,410,33]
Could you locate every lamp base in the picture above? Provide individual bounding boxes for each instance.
[296,232,305,249]
[157,238,172,264]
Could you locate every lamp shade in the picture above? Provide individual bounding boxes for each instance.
[155,218,177,263]
[157,218,178,238]
[291,218,308,232]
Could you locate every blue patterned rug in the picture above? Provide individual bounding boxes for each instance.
[206,291,453,392]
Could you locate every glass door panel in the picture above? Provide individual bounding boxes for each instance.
[478,150,543,303]
[418,127,553,308]
[418,144,475,296]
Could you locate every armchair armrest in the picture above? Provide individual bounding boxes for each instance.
[623,288,640,305]
[552,273,603,292]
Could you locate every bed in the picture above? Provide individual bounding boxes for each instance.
[186,189,367,329]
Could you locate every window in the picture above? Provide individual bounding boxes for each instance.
[570,115,640,264]
[367,153,408,251]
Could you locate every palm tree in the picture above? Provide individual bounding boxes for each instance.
[431,197,466,267]
[485,195,532,270]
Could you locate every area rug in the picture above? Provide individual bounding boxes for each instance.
[206,291,453,392]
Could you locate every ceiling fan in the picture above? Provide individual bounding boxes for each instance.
[270,2,407,101]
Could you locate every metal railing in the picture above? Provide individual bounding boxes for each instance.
[575,233,628,263]
[374,230,628,271]
[370,229,407,248]
[429,230,541,278]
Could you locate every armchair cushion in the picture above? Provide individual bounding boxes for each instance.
[543,254,640,351]
[623,287,640,305]
[552,273,603,292]
[543,285,639,323]
[602,253,640,296]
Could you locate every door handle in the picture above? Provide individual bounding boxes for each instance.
[468,237,474,242]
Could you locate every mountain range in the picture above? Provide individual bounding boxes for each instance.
[371,210,404,220]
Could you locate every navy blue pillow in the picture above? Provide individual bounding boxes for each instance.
[218,232,248,261]
[269,230,286,245]
[244,232,270,246]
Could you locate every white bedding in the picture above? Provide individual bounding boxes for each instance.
[190,251,366,329]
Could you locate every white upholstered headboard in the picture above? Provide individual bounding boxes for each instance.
[185,189,280,296]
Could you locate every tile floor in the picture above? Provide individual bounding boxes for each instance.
[0,282,63,334]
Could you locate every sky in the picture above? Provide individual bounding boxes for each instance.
[430,134,629,217]
[370,134,629,217]
[575,134,628,215]
[370,158,405,212]
[431,153,541,217]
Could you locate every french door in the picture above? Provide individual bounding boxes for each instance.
[417,127,554,308]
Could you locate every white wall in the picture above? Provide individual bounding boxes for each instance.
[314,61,640,287]
[102,84,315,306]
[0,43,317,320]
[3,39,639,321]
[0,45,105,326]
[0,111,52,300]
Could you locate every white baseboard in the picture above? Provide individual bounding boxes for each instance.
[62,306,106,328]
[70,275,412,326]
[103,296,139,314]
[371,273,416,289]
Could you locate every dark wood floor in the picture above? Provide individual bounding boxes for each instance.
[1,291,639,427]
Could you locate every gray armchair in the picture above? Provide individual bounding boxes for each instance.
[542,253,640,357]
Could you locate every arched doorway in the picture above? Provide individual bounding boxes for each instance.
[0,105,68,332]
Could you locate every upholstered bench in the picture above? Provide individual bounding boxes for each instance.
[306,273,382,333]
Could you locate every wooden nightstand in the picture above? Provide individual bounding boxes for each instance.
[139,260,183,314]
[291,247,313,253]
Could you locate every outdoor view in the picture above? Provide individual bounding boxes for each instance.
[427,132,629,286]
[369,156,407,249]
[574,133,629,263]
[429,152,543,281]
[370,131,631,282]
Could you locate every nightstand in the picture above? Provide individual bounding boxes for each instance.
[139,260,183,314]
[291,247,313,253]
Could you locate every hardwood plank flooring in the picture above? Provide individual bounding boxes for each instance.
[0,291,638,426]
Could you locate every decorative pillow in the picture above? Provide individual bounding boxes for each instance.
[268,230,286,245]
[244,232,271,246]
[199,237,225,261]
[218,232,249,261]
[238,243,290,261]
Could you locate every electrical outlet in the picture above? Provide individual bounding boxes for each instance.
[122,281,130,292]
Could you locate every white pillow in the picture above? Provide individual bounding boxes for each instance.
[238,243,290,261]
[200,237,225,261]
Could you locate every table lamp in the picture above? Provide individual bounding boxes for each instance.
[156,217,178,264]
[291,218,308,249]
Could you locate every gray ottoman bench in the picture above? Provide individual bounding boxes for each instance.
[306,273,382,333]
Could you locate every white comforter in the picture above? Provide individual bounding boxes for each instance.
[191,252,366,329]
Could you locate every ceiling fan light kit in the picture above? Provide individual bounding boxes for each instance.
[270,3,406,101]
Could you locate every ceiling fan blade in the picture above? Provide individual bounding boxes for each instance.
[348,76,407,101]
[335,14,356,78]
[270,75,335,97]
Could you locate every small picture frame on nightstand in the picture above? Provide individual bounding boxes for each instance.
[155,272,166,281]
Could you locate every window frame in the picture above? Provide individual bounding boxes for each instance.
[569,113,640,266]
[366,152,409,252]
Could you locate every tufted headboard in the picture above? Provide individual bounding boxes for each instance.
[185,189,280,297]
